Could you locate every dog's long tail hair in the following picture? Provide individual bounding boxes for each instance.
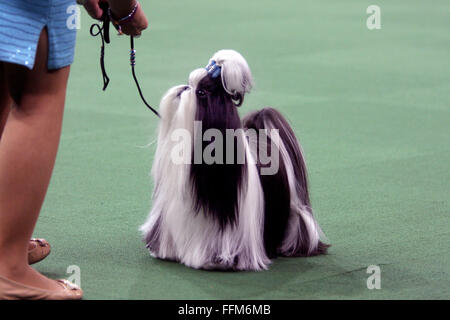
[243,108,329,257]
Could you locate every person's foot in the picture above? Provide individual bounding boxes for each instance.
[28,238,51,265]
[0,265,82,300]
[0,264,64,291]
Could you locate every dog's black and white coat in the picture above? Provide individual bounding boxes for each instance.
[140,50,328,271]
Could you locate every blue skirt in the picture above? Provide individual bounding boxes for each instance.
[0,0,77,70]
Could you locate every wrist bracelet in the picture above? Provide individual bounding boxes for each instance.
[108,1,139,35]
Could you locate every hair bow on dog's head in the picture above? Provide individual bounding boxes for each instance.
[205,60,222,79]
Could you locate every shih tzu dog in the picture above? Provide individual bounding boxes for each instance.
[140,50,329,271]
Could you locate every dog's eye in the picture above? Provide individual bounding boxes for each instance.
[196,89,206,98]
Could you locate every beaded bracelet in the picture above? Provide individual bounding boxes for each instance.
[108,1,140,35]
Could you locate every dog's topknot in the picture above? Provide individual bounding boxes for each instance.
[209,50,254,97]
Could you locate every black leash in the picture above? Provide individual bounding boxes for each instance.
[90,3,160,118]
[129,37,160,117]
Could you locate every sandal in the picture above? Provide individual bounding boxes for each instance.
[28,238,51,265]
[0,275,83,300]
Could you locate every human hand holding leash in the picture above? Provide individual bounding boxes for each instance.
[80,0,148,36]
[109,0,148,36]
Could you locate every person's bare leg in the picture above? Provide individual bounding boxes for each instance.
[1,68,51,257]
[0,28,69,291]
[1,67,51,257]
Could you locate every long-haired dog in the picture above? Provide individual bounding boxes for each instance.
[140,50,329,271]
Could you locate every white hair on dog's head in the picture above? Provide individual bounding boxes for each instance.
[140,50,328,271]
[209,49,253,96]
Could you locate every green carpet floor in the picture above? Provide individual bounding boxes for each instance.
[34,0,449,299]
